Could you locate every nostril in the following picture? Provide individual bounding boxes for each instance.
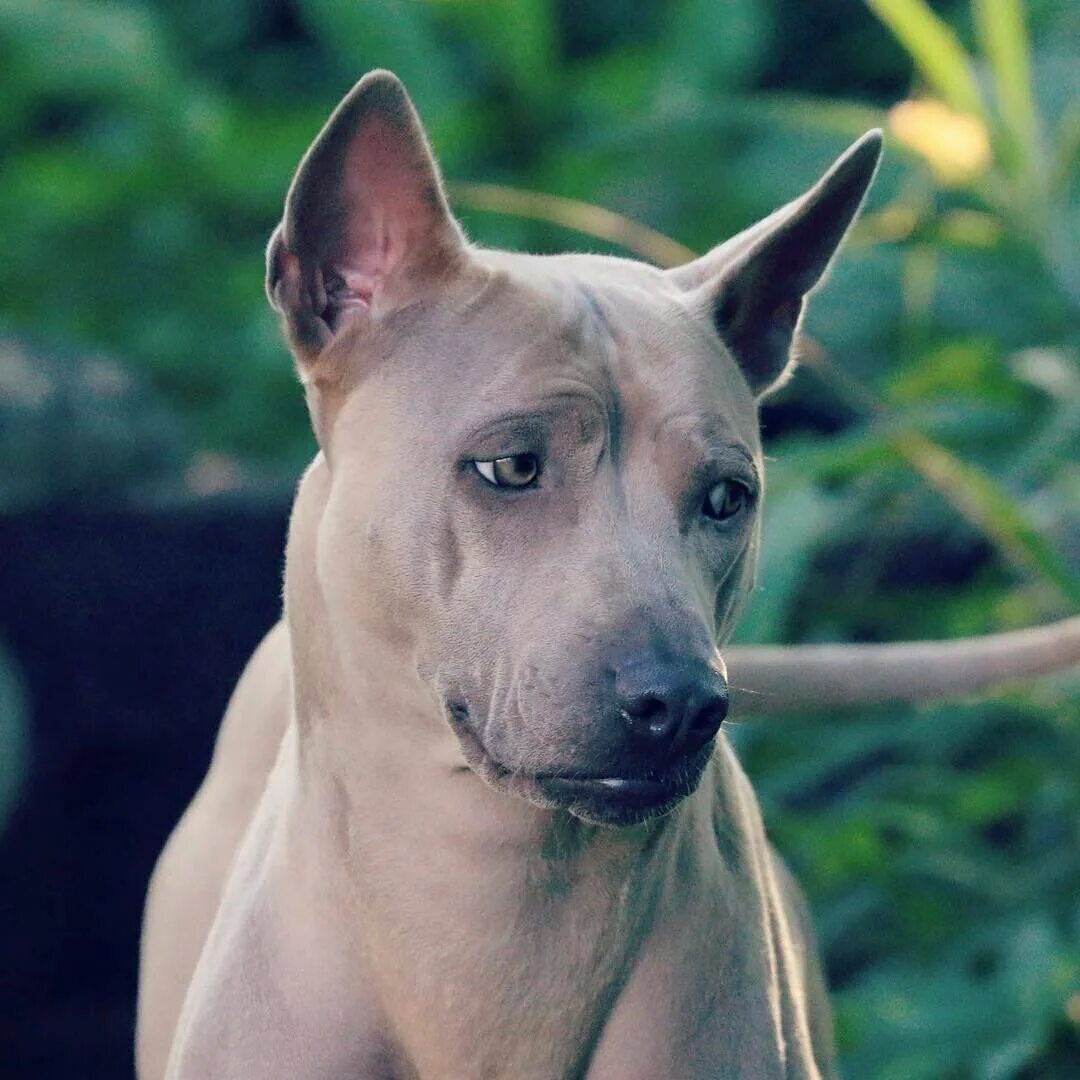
[688,692,728,742]
[624,694,665,721]
[621,694,674,741]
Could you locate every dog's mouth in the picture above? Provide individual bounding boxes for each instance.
[445,702,713,826]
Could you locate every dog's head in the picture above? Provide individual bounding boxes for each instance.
[268,71,881,825]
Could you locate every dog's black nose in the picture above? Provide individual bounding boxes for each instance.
[616,659,728,757]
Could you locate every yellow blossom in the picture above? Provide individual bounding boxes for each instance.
[888,98,991,186]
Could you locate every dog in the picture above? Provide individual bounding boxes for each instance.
[137,69,886,1079]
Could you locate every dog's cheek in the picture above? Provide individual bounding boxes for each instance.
[311,480,423,655]
[713,547,756,643]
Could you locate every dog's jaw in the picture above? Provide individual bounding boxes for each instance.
[443,699,715,826]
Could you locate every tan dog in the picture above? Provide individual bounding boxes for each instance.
[137,69,886,1078]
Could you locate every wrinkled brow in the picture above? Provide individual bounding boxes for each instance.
[655,412,757,470]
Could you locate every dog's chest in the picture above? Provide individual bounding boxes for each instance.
[366,891,800,1080]
[353,835,809,1079]
[357,863,648,1078]
[583,913,808,1080]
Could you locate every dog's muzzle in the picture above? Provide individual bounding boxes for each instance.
[444,673,725,827]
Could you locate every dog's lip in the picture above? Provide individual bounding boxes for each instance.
[534,747,713,808]
[533,774,687,800]
[445,699,710,816]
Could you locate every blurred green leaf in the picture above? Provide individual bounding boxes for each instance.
[661,0,771,92]
[0,0,181,115]
[866,0,985,116]
[890,429,1080,608]
[972,0,1039,167]
[295,0,463,120]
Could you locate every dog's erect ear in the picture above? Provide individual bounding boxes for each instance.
[266,70,465,360]
[669,130,883,398]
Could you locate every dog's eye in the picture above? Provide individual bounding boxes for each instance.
[473,453,540,489]
[702,478,753,522]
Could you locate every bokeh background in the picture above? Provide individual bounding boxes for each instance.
[1,0,1078,1076]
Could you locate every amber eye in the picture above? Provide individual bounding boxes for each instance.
[473,453,540,489]
[703,478,753,522]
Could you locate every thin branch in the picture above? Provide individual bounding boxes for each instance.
[726,616,1080,713]
[450,182,697,268]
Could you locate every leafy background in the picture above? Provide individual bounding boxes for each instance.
[0,0,1078,1076]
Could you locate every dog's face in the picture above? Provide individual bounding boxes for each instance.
[311,255,759,823]
[269,71,881,824]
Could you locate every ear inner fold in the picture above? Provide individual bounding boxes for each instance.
[265,69,464,361]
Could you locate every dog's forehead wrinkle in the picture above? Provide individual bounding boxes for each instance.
[439,255,756,454]
[329,249,751,461]
[654,411,759,463]
[575,281,611,336]
[470,247,684,342]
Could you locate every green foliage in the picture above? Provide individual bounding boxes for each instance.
[726,5,1080,1075]
[867,0,985,115]
[0,0,1077,1074]
[735,684,1080,1077]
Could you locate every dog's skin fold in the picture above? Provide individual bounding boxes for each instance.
[137,70,886,1078]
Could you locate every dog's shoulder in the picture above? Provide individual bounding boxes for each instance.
[207,620,292,790]
[708,736,838,1075]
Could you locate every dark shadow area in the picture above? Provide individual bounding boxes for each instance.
[0,502,288,1077]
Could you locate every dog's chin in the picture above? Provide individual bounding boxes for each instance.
[445,703,713,827]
